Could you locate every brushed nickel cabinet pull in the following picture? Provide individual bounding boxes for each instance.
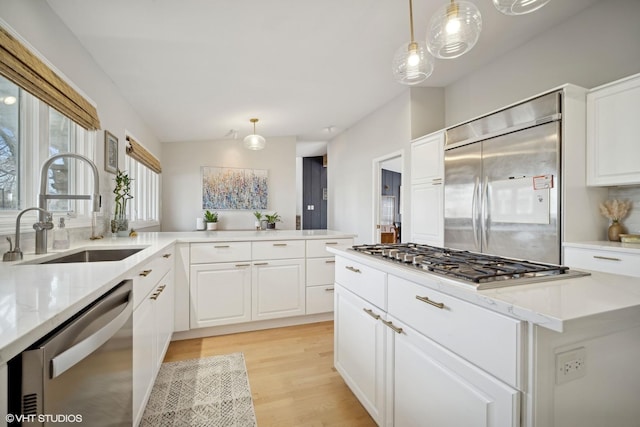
[416,295,445,309]
[254,262,269,266]
[345,266,361,273]
[150,291,160,300]
[235,263,251,267]
[382,319,403,334]
[325,287,335,292]
[162,253,172,258]
[363,308,380,320]
[432,182,443,186]
[273,243,288,247]
[325,242,339,245]
[157,284,166,292]
[214,245,230,248]
[593,255,622,262]
[325,260,336,264]
[139,269,152,277]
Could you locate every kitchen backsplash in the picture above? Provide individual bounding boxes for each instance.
[608,186,640,233]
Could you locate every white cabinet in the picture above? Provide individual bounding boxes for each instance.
[391,317,520,427]
[564,245,640,277]
[190,262,252,327]
[411,131,444,246]
[306,238,353,314]
[587,73,640,186]
[252,258,305,320]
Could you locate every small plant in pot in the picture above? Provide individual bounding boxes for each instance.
[204,210,218,230]
[264,212,281,229]
[111,169,133,236]
[253,211,263,230]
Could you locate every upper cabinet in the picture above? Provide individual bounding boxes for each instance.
[411,132,444,184]
[587,73,640,186]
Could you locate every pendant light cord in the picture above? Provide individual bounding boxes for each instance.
[408,0,415,42]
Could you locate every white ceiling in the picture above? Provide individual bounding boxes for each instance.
[46,0,598,145]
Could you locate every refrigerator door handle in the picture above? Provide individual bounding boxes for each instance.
[471,176,480,250]
[481,176,489,248]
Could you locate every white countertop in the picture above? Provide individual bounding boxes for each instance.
[328,247,640,333]
[0,230,354,364]
[564,240,640,254]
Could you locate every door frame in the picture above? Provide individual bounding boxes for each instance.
[372,150,404,243]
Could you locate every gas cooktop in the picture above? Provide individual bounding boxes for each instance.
[351,243,589,290]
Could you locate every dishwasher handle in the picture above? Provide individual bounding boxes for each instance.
[50,285,132,379]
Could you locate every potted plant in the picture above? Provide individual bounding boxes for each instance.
[111,169,133,236]
[204,210,218,230]
[253,211,263,230]
[264,212,281,229]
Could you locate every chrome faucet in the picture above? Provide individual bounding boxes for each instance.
[3,207,53,261]
[36,153,101,254]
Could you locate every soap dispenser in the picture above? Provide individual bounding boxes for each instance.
[52,217,70,250]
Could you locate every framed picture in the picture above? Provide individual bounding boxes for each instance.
[202,166,268,210]
[104,130,118,174]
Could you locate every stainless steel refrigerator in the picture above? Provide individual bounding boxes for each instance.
[444,91,562,265]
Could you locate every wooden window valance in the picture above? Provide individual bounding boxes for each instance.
[0,26,101,131]
[126,136,162,174]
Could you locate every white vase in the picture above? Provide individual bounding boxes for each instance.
[255,221,261,230]
[206,222,218,231]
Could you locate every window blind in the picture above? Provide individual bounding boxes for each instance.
[0,26,101,130]
[126,136,162,174]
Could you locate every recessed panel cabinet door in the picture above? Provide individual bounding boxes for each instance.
[252,259,306,320]
[391,317,519,427]
[190,262,252,328]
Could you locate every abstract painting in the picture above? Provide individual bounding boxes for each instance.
[202,166,268,210]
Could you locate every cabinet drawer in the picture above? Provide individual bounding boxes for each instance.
[306,238,353,258]
[306,257,336,286]
[252,240,305,260]
[133,248,174,309]
[387,275,522,388]
[564,246,640,277]
[190,242,251,264]
[306,285,335,314]
[335,256,386,310]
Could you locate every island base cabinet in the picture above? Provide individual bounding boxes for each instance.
[252,259,305,320]
[334,285,387,425]
[391,317,520,427]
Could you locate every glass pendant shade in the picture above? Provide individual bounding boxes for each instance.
[427,1,482,59]
[243,118,266,150]
[392,41,434,85]
[492,0,551,15]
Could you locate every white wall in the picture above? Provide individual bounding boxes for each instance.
[161,137,297,231]
[445,0,640,126]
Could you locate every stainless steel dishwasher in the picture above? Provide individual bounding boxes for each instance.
[9,280,133,426]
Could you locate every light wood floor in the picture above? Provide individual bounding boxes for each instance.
[164,321,377,427]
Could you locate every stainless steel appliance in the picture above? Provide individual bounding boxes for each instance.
[351,243,588,290]
[8,280,133,426]
[444,91,562,264]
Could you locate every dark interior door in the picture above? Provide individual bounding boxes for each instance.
[302,156,327,229]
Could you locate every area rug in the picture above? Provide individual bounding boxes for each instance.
[141,352,257,427]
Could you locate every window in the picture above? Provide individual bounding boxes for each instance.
[0,75,96,234]
[124,153,160,228]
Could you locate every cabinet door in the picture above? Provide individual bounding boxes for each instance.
[155,271,174,369]
[587,74,640,186]
[190,262,252,328]
[133,293,155,426]
[411,131,444,184]
[411,182,443,246]
[391,317,519,427]
[252,259,305,320]
[334,285,387,425]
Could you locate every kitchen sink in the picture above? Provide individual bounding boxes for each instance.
[24,248,145,265]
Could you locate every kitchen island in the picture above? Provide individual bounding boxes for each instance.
[329,245,640,427]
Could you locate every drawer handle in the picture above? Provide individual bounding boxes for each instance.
[235,263,251,267]
[325,287,335,292]
[593,255,622,262]
[162,253,172,258]
[345,266,361,273]
[139,269,152,277]
[273,243,288,247]
[325,260,336,264]
[254,262,269,266]
[150,291,161,300]
[214,245,230,248]
[432,177,443,181]
[432,182,443,186]
[382,319,403,334]
[363,308,380,320]
[416,295,445,309]
[325,242,339,245]
[157,284,166,292]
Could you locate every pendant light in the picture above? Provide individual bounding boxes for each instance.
[392,0,433,85]
[243,118,266,150]
[492,0,551,16]
[426,0,482,59]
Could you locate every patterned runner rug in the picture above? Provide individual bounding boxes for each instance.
[141,352,257,427]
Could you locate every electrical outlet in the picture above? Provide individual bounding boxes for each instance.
[556,347,586,384]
